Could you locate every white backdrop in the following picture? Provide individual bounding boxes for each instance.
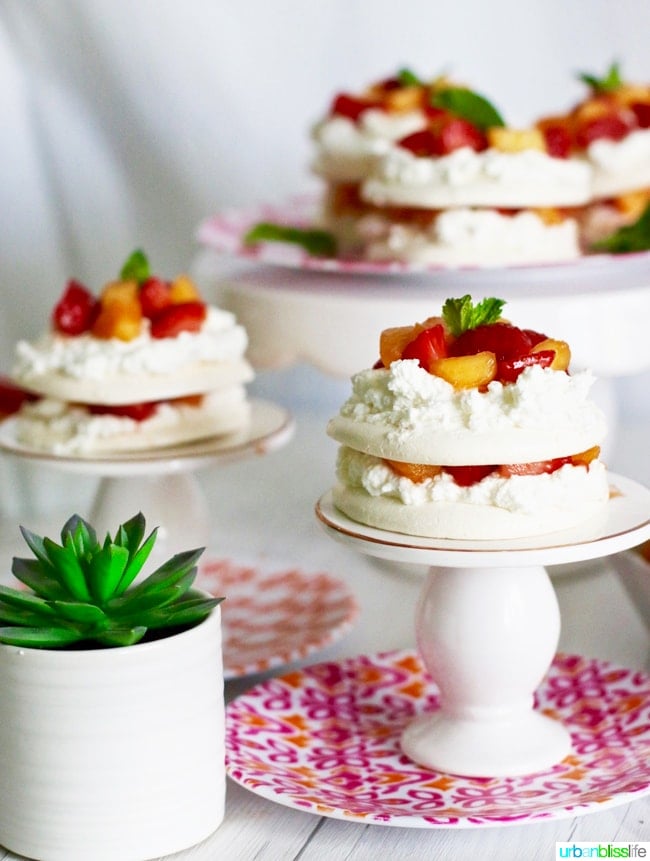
[1,0,649,412]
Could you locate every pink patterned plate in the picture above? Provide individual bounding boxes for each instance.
[226,649,650,828]
[196,195,650,276]
[197,559,359,679]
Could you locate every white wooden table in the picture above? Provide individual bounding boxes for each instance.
[0,398,648,861]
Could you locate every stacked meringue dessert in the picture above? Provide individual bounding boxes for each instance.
[308,63,650,265]
[327,295,609,540]
[8,250,253,455]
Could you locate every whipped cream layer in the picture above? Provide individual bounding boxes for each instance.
[359,208,581,265]
[586,128,650,198]
[327,361,607,465]
[12,307,253,405]
[15,387,250,455]
[312,110,428,182]
[333,448,609,539]
[362,145,592,208]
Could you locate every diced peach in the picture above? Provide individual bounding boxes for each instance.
[530,338,571,371]
[378,316,446,367]
[429,351,497,389]
[384,459,442,483]
[532,207,565,226]
[99,280,139,307]
[611,84,650,107]
[487,127,545,153]
[91,303,142,341]
[570,446,601,467]
[614,189,650,219]
[169,274,201,304]
[384,86,425,113]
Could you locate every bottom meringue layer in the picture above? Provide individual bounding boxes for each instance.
[15,387,251,455]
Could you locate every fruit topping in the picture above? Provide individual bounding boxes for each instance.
[52,280,100,335]
[0,377,38,417]
[399,117,487,156]
[429,352,497,389]
[401,324,448,369]
[49,251,208,342]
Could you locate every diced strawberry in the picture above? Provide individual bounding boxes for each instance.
[401,324,448,369]
[88,402,159,421]
[522,329,549,346]
[52,280,100,335]
[139,277,172,319]
[541,124,572,158]
[498,457,571,477]
[433,117,487,155]
[449,323,534,362]
[330,94,378,121]
[398,129,439,156]
[444,465,497,486]
[149,302,207,339]
[0,377,38,416]
[574,112,632,147]
[497,350,555,384]
[631,101,650,128]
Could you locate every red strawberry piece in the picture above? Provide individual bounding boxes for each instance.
[52,280,100,335]
[433,117,487,155]
[139,277,172,319]
[575,112,632,147]
[449,323,534,362]
[497,350,555,384]
[541,124,572,158]
[398,129,439,156]
[401,324,448,369]
[631,102,650,129]
[0,377,38,416]
[521,329,549,347]
[330,94,378,121]
[498,456,571,477]
[444,465,497,486]
[88,402,159,421]
[149,302,207,339]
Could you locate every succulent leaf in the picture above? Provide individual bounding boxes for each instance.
[42,538,92,602]
[94,626,148,647]
[50,601,108,626]
[11,558,69,600]
[19,526,59,574]
[0,586,57,617]
[127,548,204,597]
[113,528,158,596]
[0,626,86,648]
[86,544,130,603]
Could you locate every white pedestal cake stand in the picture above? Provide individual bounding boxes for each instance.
[316,474,650,778]
[0,399,293,559]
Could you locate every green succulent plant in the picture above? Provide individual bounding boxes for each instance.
[0,512,223,648]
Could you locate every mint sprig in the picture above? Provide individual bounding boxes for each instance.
[442,295,505,337]
[397,67,422,87]
[431,87,505,130]
[244,222,337,257]
[590,203,650,254]
[578,61,623,94]
[120,249,150,284]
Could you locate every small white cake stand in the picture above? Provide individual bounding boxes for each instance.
[0,399,294,559]
[316,474,650,778]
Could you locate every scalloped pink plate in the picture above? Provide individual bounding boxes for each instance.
[196,195,650,276]
[226,649,650,828]
[197,559,359,679]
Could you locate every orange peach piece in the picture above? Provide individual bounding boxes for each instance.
[487,127,546,153]
[99,279,139,307]
[384,460,442,483]
[571,446,601,467]
[91,303,142,341]
[378,316,446,368]
[169,274,201,304]
[531,338,571,371]
[429,351,497,389]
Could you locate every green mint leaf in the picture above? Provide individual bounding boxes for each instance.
[590,203,650,254]
[397,67,422,87]
[244,223,337,257]
[431,87,505,130]
[120,249,150,284]
[442,295,506,337]
[578,61,623,93]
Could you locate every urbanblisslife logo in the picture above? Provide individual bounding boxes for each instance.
[556,845,649,859]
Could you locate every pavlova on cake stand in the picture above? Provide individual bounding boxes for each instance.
[316,475,650,777]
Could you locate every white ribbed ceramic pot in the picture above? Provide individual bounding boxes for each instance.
[0,605,225,861]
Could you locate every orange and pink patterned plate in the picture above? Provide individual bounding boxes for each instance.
[226,649,650,827]
[197,559,359,679]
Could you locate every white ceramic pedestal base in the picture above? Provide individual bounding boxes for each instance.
[401,564,570,777]
[316,476,650,778]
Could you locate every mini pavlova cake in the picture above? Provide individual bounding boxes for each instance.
[536,62,650,247]
[10,250,253,455]
[359,86,591,266]
[327,296,609,540]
